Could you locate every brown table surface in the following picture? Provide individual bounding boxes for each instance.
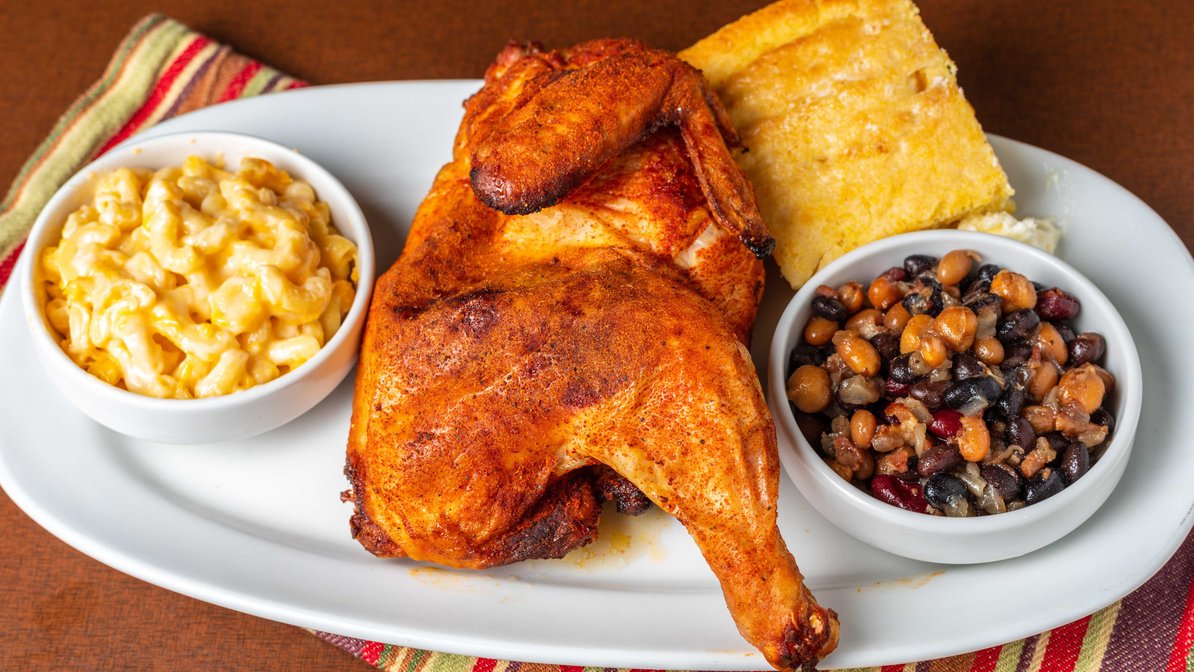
[1,1,1191,670]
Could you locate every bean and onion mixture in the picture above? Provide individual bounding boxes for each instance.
[786,250,1116,517]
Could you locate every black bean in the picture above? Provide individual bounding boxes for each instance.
[889,353,918,384]
[869,332,900,367]
[981,464,1023,501]
[909,379,951,410]
[976,263,1002,283]
[944,376,1002,409]
[918,444,963,477]
[924,473,969,510]
[1032,281,1048,293]
[953,352,987,380]
[904,254,939,277]
[994,385,1025,421]
[789,345,829,373]
[1041,431,1070,454]
[1053,322,1077,344]
[964,291,1001,314]
[902,278,944,317]
[1001,342,1033,369]
[1036,288,1081,321]
[1009,365,1034,389]
[1091,407,1116,436]
[812,295,849,322]
[997,310,1041,343]
[1025,470,1065,505]
[962,280,992,304]
[792,409,829,447]
[1060,443,1090,484]
[1068,333,1106,366]
[1005,417,1036,450]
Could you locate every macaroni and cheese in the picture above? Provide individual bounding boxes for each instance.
[39,156,358,399]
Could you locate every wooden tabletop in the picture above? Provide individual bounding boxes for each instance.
[1,1,1190,669]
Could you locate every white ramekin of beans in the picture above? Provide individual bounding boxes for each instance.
[768,230,1142,564]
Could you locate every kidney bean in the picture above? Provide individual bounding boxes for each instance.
[1060,443,1090,484]
[929,409,964,439]
[1035,288,1081,320]
[918,443,963,477]
[1068,332,1106,366]
[870,474,927,512]
[924,473,969,510]
[885,377,911,397]
[997,309,1041,344]
[882,266,908,282]
[812,295,849,322]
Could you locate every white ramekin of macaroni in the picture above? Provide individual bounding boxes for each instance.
[20,131,375,444]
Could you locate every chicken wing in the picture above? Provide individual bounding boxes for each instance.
[346,39,837,670]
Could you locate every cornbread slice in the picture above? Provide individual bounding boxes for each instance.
[681,0,1014,288]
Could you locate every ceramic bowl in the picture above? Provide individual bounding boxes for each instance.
[19,131,375,444]
[767,230,1141,563]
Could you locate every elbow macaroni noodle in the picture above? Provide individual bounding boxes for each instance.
[40,156,359,399]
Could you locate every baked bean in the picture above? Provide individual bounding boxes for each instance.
[990,270,1037,313]
[834,330,881,377]
[803,316,838,346]
[867,275,905,310]
[837,281,865,314]
[850,409,877,447]
[934,306,978,351]
[787,365,831,413]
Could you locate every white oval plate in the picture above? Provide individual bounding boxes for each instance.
[1,81,1192,670]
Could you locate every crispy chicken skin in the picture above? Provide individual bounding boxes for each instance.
[345,39,837,670]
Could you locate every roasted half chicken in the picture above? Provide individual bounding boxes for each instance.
[345,39,838,670]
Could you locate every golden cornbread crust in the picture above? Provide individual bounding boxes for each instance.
[681,0,1014,288]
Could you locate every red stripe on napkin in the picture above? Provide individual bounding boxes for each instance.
[0,239,25,288]
[360,640,384,665]
[1037,616,1090,672]
[1166,576,1194,671]
[969,644,1002,672]
[218,60,262,102]
[97,35,211,156]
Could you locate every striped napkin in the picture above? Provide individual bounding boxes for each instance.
[3,13,1193,672]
